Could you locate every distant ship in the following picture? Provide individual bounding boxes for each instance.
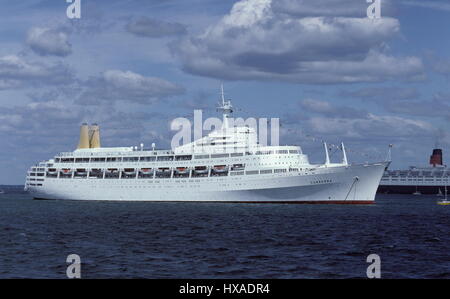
[25,88,387,203]
[378,148,449,195]
[437,186,449,205]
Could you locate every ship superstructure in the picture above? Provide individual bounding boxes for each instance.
[25,90,388,203]
[378,148,449,195]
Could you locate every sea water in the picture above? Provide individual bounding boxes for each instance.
[0,189,449,278]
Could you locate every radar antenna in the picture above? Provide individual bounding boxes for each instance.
[221,83,225,106]
[386,144,393,162]
[216,84,233,129]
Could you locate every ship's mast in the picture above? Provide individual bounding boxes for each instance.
[221,83,225,107]
[217,84,233,129]
[341,142,348,166]
[324,142,330,166]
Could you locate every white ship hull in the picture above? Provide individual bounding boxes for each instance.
[28,162,387,203]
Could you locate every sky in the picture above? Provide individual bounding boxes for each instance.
[0,0,449,184]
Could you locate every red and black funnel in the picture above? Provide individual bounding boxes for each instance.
[430,148,443,167]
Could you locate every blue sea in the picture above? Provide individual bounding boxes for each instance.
[1,188,449,279]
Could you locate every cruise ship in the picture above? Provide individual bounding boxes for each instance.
[25,92,388,203]
[378,148,449,195]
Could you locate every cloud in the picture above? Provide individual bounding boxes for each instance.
[337,87,450,121]
[280,98,440,165]
[0,98,175,184]
[76,70,185,105]
[305,114,434,139]
[339,86,420,101]
[425,53,450,76]
[0,55,74,89]
[382,95,450,121]
[285,99,435,140]
[300,98,368,118]
[126,17,187,38]
[173,0,424,84]
[0,100,170,144]
[26,27,72,57]
[272,0,395,17]
[0,101,85,158]
[402,1,450,12]
[174,89,216,111]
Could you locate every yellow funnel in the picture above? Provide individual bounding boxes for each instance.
[77,123,90,149]
[89,124,101,148]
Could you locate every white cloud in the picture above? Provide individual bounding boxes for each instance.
[290,98,435,139]
[173,0,424,84]
[384,98,450,121]
[339,86,420,101]
[26,27,72,57]
[0,55,74,88]
[126,17,187,38]
[300,98,368,118]
[272,0,395,17]
[77,70,185,105]
[306,114,434,138]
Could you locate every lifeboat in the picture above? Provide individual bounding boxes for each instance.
[46,168,58,177]
[156,168,171,174]
[61,169,73,175]
[89,169,104,178]
[123,168,137,175]
[212,165,228,173]
[174,167,189,174]
[47,168,57,175]
[139,168,154,178]
[194,166,208,174]
[105,168,119,178]
[75,169,87,176]
[155,168,171,178]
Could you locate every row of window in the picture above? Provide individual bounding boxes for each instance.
[57,155,190,163]
[44,168,292,179]
[54,150,300,163]
[383,178,450,181]
[28,173,45,177]
[311,179,332,184]
[385,173,450,177]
